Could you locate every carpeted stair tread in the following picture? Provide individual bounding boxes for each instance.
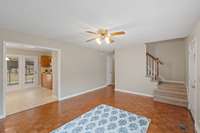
[154,95,187,107]
[154,89,187,99]
[159,83,185,88]
[158,84,186,92]
[154,82,188,107]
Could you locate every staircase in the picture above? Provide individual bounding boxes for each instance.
[146,52,163,81]
[154,82,188,107]
[146,52,188,107]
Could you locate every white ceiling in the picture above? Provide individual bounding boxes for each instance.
[0,0,200,52]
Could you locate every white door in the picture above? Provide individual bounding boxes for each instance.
[188,39,198,121]
[23,56,38,88]
[106,55,114,85]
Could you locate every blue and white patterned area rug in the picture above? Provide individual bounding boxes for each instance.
[51,104,151,133]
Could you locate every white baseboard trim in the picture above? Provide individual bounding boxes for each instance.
[59,85,108,101]
[115,89,153,97]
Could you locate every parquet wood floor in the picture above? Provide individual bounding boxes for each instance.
[0,86,194,133]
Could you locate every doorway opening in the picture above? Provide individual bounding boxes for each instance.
[106,55,115,85]
[3,41,61,116]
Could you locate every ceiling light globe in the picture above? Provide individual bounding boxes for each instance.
[105,37,110,44]
[96,38,102,45]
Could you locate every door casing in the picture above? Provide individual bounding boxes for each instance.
[188,38,198,122]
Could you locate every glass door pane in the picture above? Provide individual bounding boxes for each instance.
[7,56,19,86]
[25,58,35,84]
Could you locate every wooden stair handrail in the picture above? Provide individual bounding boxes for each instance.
[146,52,164,81]
[146,52,163,65]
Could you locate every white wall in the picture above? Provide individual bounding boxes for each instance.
[115,44,157,96]
[146,39,186,82]
[0,28,108,117]
[61,46,107,98]
[186,21,200,133]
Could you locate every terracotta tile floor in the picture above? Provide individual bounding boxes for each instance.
[0,86,194,133]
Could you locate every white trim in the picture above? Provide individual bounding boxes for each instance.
[2,41,6,118]
[115,89,153,97]
[6,41,61,51]
[59,85,107,101]
[56,50,61,99]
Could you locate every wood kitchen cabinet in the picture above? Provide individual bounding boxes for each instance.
[41,73,52,89]
[41,56,51,67]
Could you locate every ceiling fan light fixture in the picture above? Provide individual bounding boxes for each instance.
[85,28,125,45]
[96,38,102,45]
[105,37,111,44]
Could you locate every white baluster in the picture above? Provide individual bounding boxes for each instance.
[148,56,150,76]
[146,55,148,76]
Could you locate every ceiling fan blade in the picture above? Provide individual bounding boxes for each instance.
[111,31,125,36]
[86,38,96,42]
[86,31,97,34]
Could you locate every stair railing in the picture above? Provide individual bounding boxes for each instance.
[146,52,163,81]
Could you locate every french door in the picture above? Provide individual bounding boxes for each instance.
[7,55,38,91]
[22,56,38,89]
[6,55,21,91]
